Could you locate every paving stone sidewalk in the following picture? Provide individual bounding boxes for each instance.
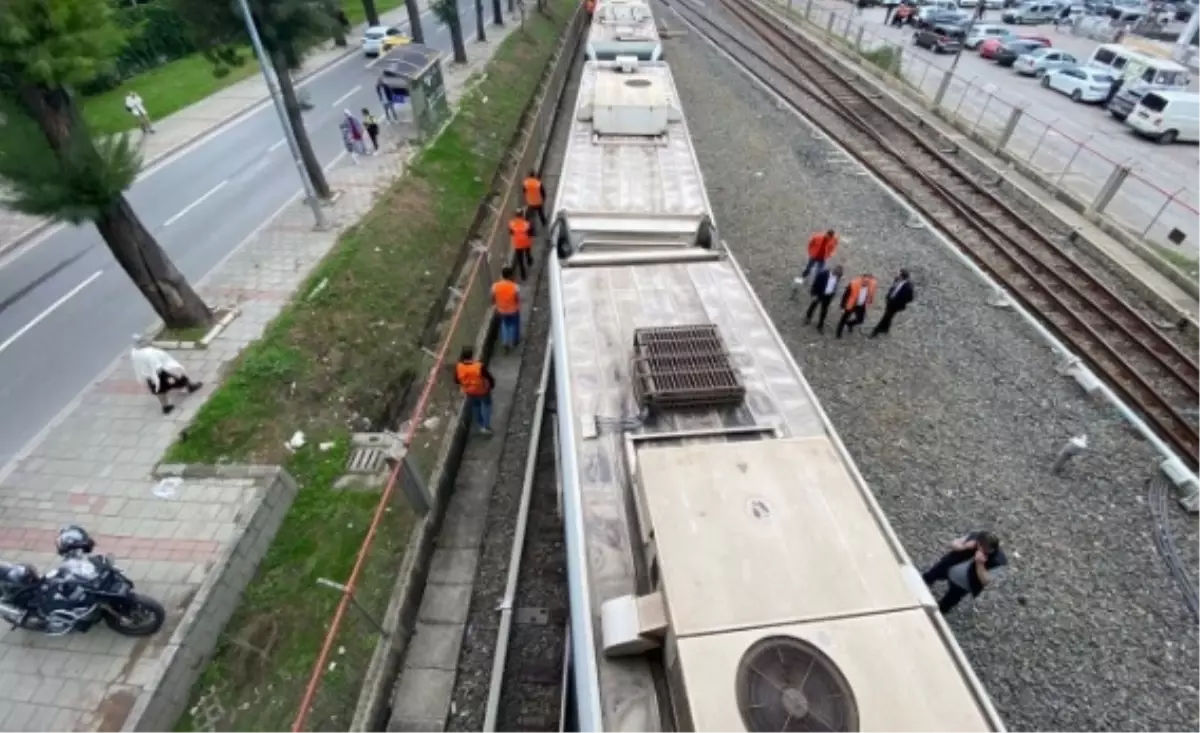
[0,5,422,257]
[0,30,509,732]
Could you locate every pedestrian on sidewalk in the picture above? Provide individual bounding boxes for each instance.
[836,272,877,338]
[124,92,154,135]
[870,268,915,338]
[492,266,521,350]
[362,108,381,152]
[523,170,547,229]
[801,228,839,282]
[340,109,367,163]
[509,207,534,281]
[130,335,203,416]
[455,346,496,435]
[923,530,1008,614]
[804,264,843,332]
[376,81,399,122]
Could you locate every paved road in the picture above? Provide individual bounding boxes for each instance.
[0,0,479,467]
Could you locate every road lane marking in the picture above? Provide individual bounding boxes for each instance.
[0,270,103,356]
[163,180,229,228]
[331,85,364,109]
[268,138,287,152]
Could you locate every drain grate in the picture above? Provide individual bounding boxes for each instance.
[346,447,388,475]
[631,324,745,411]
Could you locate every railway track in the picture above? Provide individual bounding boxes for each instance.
[661,0,1200,469]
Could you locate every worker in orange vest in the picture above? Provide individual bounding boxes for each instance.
[509,208,533,281]
[492,266,521,350]
[837,273,877,339]
[523,170,547,228]
[801,229,839,282]
[454,346,496,434]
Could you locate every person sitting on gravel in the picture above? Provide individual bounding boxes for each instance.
[923,531,1008,614]
[130,334,203,416]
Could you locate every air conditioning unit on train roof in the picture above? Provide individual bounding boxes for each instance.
[586,63,680,136]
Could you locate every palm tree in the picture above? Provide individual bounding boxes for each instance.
[475,0,487,41]
[433,0,468,62]
[405,0,427,42]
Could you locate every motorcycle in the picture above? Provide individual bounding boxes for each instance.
[0,526,165,637]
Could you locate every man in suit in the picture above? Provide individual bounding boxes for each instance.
[870,269,915,338]
[804,264,843,333]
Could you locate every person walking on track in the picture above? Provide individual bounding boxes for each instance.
[523,171,547,228]
[492,267,522,350]
[130,335,203,415]
[923,530,1008,614]
[870,269,915,338]
[804,264,843,333]
[836,273,877,338]
[509,207,534,281]
[455,346,496,435]
[801,229,839,282]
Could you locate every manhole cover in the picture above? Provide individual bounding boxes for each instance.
[346,447,388,475]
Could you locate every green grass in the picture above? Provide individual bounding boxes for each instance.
[168,4,575,730]
[83,0,405,136]
[1152,244,1200,280]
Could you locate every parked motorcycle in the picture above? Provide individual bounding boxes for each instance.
[0,526,165,637]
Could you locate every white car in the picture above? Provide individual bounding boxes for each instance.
[1013,47,1078,76]
[1040,65,1117,102]
[964,23,1014,47]
[362,25,410,57]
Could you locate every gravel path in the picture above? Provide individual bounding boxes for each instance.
[657,9,1200,730]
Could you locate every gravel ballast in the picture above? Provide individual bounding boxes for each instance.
[656,9,1200,730]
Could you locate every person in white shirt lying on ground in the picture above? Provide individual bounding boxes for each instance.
[130,334,203,415]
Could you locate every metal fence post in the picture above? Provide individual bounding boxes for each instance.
[826,11,836,32]
[805,0,813,18]
[890,43,903,75]
[855,25,865,49]
[933,71,953,107]
[1089,163,1132,216]
[995,104,1023,151]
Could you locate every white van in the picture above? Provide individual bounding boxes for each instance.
[1125,90,1200,143]
[1093,45,1193,117]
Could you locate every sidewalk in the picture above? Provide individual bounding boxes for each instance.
[0,32,498,733]
[0,5,420,257]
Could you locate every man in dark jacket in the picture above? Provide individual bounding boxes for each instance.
[804,265,843,333]
[870,268,914,338]
[923,530,1008,614]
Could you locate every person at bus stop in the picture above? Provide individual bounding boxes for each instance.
[509,208,534,281]
[870,268,915,338]
[801,229,839,281]
[523,171,548,229]
[804,264,843,333]
[922,531,1008,614]
[455,346,496,435]
[836,273,876,338]
[492,266,522,350]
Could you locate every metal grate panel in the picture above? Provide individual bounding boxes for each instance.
[631,324,746,411]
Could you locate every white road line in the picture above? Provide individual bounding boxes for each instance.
[163,180,229,228]
[331,85,364,109]
[0,270,103,356]
[268,138,287,152]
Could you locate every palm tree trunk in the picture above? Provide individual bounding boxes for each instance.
[96,198,213,328]
[492,0,504,25]
[362,0,381,25]
[406,0,426,42]
[449,13,469,62]
[270,51,333,200]
[475,0,487,41]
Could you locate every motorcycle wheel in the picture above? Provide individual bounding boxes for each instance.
[103,593,166,637]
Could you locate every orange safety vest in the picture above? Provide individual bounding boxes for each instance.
[456,360,489,396]
[523,177,543,207]
[492,280,519,315]
[844,276,877,311]
[509,217,532,250]
[807,232,838,260]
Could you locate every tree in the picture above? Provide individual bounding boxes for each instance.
[361,0,381,26]
[405,0,426,43]
[0,0,213,328]
[475,0,487,42]
[433,0,468,62]
[174,0,335,200]
[492,0,504,26]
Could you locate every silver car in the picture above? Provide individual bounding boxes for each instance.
[1013,47,1078,75]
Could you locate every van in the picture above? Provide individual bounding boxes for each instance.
[1001,1,1061,22]
[1125,90,1200,143]
[1091,44,1193,116]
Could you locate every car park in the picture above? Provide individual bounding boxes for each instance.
[1040,65,1118,101]
[1125,90,1200,143]
[1001,1,1062,22]
[1013,47,1078,75]
[913,22,971,50]
[361,25,409,57]
[991,37,1053,64]
[964,23,1015,46]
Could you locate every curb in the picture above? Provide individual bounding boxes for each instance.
[0,43,359,260]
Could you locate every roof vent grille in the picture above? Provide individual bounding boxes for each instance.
[736,635,860,732]
[631,324,745,411]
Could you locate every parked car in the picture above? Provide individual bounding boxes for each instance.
[965,23,1015,46]
[979,34,1050,56]
[1001,1,1062,21]
[1014,47,1078,75]
[1041,65,1118,101]
[1125,90,1200,143]
[914,22,970,51]
[361,25,409,57]
[991,37,1052,64]
[916,7,970,26]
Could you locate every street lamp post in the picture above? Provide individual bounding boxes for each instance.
[235,0,329,230]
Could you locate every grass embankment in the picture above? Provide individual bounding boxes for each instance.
[169,4,574,730]
[84,0,404,135]
[1152,244,1200,280]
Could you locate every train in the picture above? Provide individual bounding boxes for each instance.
[585,0,663,61]
[543,49,1008,733]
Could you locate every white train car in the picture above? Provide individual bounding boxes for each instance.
[586,0,662,62]
[547,58,1007,732]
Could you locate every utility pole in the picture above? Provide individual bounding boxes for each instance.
[236,0,329,230]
